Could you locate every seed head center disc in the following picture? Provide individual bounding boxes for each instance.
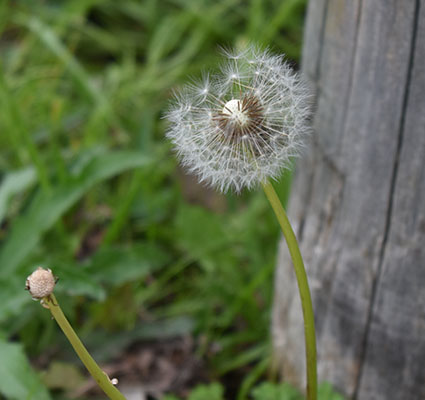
[222,99,248,126]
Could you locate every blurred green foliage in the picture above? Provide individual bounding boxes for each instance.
[0,0,310,398]
[164,382,344,400]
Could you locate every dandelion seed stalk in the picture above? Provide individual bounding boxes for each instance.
[262,180,317,400]
[43,294,127,400]
[166,46,316,398]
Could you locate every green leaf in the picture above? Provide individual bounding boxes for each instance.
[251,382,303,400]
[20,15,102,104]
[54,264,106,301]
[259,0,306,44]
[41,361,86,393]
[0,167,36,224]
[250,382,346,400]
[174,204,230,271]
[215,344,267,375]
[318,382,345,400]
[0,338,51,400]
[0,276,30,323]
[0,151,153,278]
[188,383,224,400]
[237,356,270,400]
[85,242,170,286]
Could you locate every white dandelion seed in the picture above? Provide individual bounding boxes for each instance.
[165,45,312,193]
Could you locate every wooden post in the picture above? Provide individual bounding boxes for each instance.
[272,1,425,399]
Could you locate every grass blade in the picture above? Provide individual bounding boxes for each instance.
[0,151,153,277]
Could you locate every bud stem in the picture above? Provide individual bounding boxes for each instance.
[43,294,126,400]
[262,180,317,400]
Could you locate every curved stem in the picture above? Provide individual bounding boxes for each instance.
[44,294,127,400]
[262,180,317,400]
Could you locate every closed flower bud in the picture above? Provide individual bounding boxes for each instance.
[26,267,56,299]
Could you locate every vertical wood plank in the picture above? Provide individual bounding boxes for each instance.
[356,1,425,398]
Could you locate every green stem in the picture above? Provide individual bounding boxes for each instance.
[261,180,317,400]
[44,294,127,400]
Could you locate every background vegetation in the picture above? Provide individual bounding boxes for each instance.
[0,1,341,399]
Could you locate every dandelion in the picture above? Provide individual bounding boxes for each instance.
[25,267,126,400]
[166,45,311,193]
[166,46,317,400]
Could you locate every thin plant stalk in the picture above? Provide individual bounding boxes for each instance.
[44,294,127,400]
[261,180,317,400]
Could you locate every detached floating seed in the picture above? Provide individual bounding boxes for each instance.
[26,267,56,300]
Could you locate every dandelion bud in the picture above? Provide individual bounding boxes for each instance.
[25,267,56,299]
[166,45,312,193]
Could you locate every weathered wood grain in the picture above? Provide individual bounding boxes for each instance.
[272,1,424,399]
[355,1,425,398]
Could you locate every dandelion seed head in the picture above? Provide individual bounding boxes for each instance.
[165,45,312,193]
